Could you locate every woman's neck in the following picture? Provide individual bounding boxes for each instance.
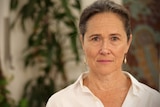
[83,70,130,91]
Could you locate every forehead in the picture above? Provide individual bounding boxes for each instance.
[88,12,124,27]
[86,12,126,35]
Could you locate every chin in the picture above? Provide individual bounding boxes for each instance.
[91,68,114,76]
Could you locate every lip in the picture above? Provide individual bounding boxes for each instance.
[96,59,113,63]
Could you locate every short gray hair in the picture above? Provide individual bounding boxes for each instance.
[79,0,131,41]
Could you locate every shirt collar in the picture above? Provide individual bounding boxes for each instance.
[73,72,89,91]
[75,71,141,96]
[123,71,141,96]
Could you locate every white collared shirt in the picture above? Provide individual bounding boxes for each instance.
[46,72,160,107]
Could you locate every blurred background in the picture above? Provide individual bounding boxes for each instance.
[0,0,159,107]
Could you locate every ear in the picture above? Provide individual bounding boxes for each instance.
[125,34,132,53]
[79,35,84,50]
[128,34,132,46]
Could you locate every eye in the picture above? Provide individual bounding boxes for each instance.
[91,36,101,41]
[111,36,119,41]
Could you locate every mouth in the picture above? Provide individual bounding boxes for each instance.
[96,59,113,63]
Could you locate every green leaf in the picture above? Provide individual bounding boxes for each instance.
[72,0,81,10]
[54,12,66,20]
[10,0,18,10]
[60,0,75,19]
[0,79,7,86]
[45,0,54,7]
[18,98,28,107]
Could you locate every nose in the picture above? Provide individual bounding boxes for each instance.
[99,40,110,55]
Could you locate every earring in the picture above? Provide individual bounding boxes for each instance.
[124,54,127,64]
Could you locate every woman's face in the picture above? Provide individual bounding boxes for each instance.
[81,12,132,75]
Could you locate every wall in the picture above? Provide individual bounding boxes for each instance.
[123,0,160,90]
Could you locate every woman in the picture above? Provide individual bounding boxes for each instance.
[46,0,160,107]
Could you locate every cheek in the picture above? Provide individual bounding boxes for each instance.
[114,45,127,60]
[84,47,94,58]
[83,45,98,60]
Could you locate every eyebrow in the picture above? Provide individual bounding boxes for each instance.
[89,34,101,38]
[110,33,121,37]
[89,33,121,38]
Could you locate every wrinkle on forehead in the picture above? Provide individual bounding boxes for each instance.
[85,12,126,38]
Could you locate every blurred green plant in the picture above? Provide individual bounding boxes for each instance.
[0,60,15,107]
[10,0,81,107]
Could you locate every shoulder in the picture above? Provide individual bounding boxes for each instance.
[46,84,76,107]
[46,73,85,107]
[124,71,160,106]
[138,82,160,97]
[139,83,160,106]
[125,71,160,95]
[125,71,160,106]
[46,83,76,105]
